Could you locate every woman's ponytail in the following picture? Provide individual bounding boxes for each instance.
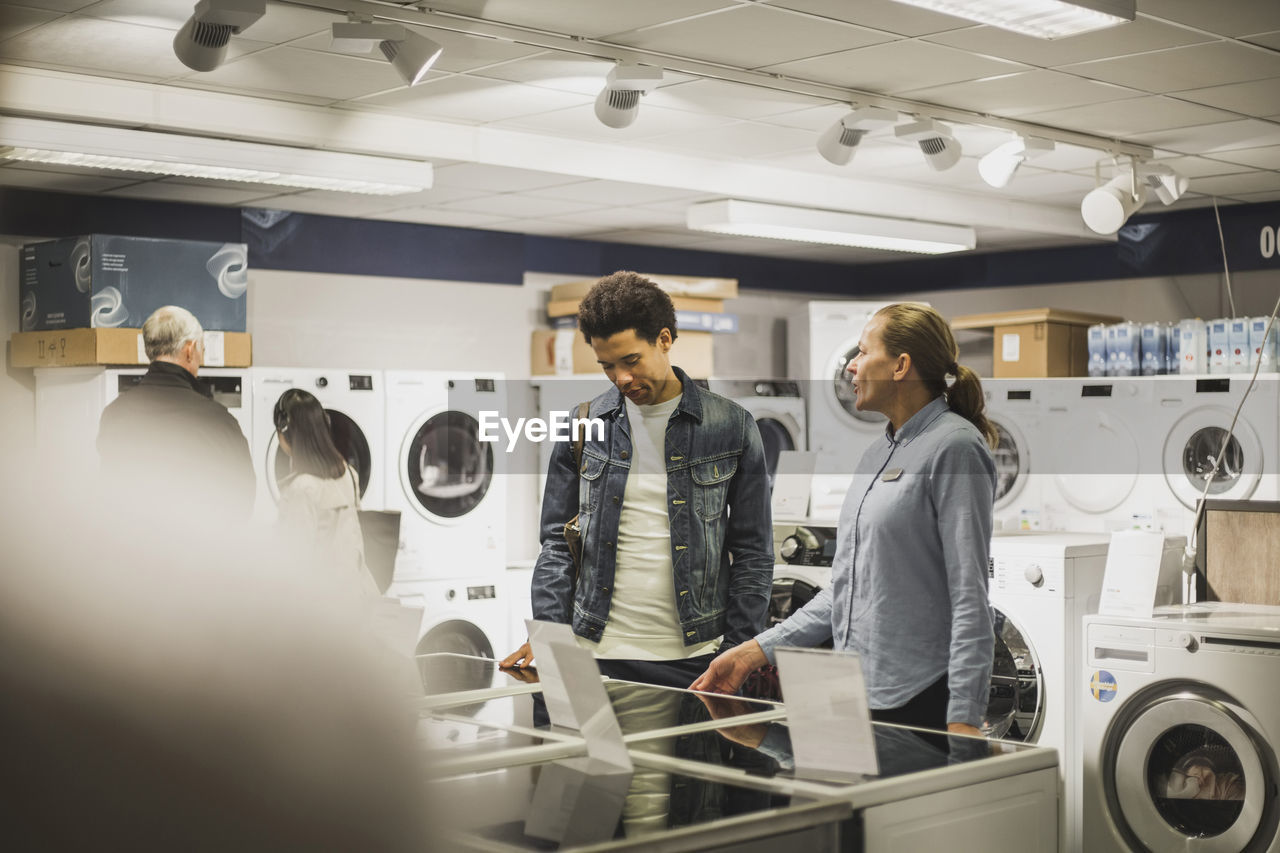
[946,363,998,450]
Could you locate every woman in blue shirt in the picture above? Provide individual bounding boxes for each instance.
[693,303,998,737]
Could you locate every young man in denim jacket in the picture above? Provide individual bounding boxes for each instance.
[503,271,773,688]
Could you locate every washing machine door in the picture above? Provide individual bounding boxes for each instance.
[1101,683,1279,852]
[402,409,494,522]
[754,411,798,492]
[1163,407,1263,509]
[267,408,372,501]
[989,416,1030,510]
[826,338,889,431]
[1048,404,1139,514]
[985,607,1043,742]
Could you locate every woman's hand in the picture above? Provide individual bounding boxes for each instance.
[500,642,534,669]
[690,640,768,694]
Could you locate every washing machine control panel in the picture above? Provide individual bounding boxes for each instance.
[992,557,1064,594]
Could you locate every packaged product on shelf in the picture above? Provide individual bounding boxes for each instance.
[1250,317,1278,373]
[1140,323,1166,376]
[1208,319,1230,374]
[1165,321,1180,374]
[1087,323,1108,377]
[1228,318,1252,373]
[1178,319,1208,375]
[1107,322,1140,377]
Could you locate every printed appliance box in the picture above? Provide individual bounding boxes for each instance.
[10,328,252,368]
[951,308,1124,378]
[20,235,248,332]
[531,328,712,378]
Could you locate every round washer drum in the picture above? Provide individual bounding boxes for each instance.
[824,337,889,434]
[1048,405,1140,515]
[1163,406,1263,509]
[267,408,372,501]
[989,416,1031,511]
[400,409,494,522]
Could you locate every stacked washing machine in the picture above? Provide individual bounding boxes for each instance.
[383,371,509,662]
[706,378,806,494]
[984,379,1049,534]
[1082,603,1280,852]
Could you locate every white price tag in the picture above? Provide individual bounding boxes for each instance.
[202,331,226,367]
[1098,530,1166,618]
[777,647,878,780]
[552,328,575,376]
[1001,332,1021,363]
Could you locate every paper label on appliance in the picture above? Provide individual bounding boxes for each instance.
[526,619,583,730]
[202,331,225,367]
[1098,530,1166,618]
[1001,333,1020,363]
[553,328,576,376]
[136,332,148,364]
[771,450,816,521]
[776,647,878,780]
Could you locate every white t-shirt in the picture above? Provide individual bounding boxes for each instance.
[584,393,719,660]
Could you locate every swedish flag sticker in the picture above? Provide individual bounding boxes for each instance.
[1090,670,1118,703]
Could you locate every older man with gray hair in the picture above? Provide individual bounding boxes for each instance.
[97,306,255,521]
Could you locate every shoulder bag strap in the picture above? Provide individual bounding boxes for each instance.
[572,401,590,473]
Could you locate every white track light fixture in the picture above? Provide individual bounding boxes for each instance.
[1144,163,1190,206]
[895,118,962,172]
[1081,169,1144,235]
[331,22,441,86]
[978,135,1055,188]
[883,0,1135,39]
[816,106,897,166]
[594,64,664,129]
[173,0,265,72]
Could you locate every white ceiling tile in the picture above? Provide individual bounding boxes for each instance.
[1189,171,1280,196]
[645,78,831,120]
[102,179,276,205]
[633,194,724,214]
[0,5,60,42]
[485,218,595,237]
[2,0,93,11]
[253,188,440,217]
[1019,96,1238,136]
[364,207,511,228]
[980,168,1098,199]
[0,164,135,191]
[444,193,599,218]
[612,5,892,69]
[1245,31,1280,50]
[78,0,196,29]
[525,180,706,207]
[1132,119,1280,155]
[638,121,817,158]
[1060,42,1280,94]
[1143,155,1256,179]
[407,0,735,39]
[84,0,336,43]
[923,15,1213,68]
[757,103,872,133]
[193,46,406,101]
[432,163,585,193]
[762,0,973,37]
[1135,0,1280,38]
[167,77,336,107]
[545,206,686,229]
[494,101,736,142]
[763,39,1026,94]
[759,139,927,174]
[1230,190,1280,204]
[468,54,617,95]
[355,75,589,123]
[288,23,544,73]
[1173,79,1280,118]
[0,15,219,79]
[1008,141,1111,173]
[1206,146,1280,171]
[901,70,1140,117]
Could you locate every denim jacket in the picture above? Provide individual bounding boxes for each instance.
[531,366,773,651]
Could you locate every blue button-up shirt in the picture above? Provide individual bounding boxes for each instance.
[757,396,996,726]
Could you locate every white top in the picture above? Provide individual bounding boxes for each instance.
[277,465,378,598]
[586,393,718,660]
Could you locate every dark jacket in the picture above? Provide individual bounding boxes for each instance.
[531,366,773,651]
[96,361,255,521]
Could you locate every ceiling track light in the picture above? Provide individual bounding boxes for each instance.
[1143,163,1190,206]
[817,106,897,166]
[686,199,976,254]
[894,118,962,172]
[0,116,433,196]
[330,21,441,85]
[1081,166,1142,235]
[978,134,1055,188]
[594,64,663,129]
[173,0,265,72]
[883,0,1135,39]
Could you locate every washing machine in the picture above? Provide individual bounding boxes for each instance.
[394,576,509,666]
[384,371,506,584]
[1082,603,1280,853]
[34,365,253,478]
[251,368,385,518]
[795,300,891,522]
[984,379,1049,533]
[707,378,806,494]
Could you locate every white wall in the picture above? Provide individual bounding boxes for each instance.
[0,240,35,482]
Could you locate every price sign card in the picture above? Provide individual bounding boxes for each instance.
[1098,530,1167,618]
[525,619,582,729]
[777,646,878,781]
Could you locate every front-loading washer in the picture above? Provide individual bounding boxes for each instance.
[394,576,509,666]
[1082,603,1280,853]
[984,379,1049,533]
[706,378,806,494]
[797,301,891,522]
[384,371,506,584]
[251,368,385,518]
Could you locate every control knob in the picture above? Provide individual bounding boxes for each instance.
[780,536,801,561]
[1024,564,1044,588]
[1179,632,1198,652]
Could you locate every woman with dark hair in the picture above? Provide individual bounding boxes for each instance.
[694,303,997,738]
[274,388,376,596]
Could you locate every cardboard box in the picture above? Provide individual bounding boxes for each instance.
[549,274,737,303]
[952,309,1124,378]
[531,328,713,378]
[10,328,252,368]
[20,235,248,332]
[547,295,723,319]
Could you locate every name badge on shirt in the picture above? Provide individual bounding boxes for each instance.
[881,468,903,482]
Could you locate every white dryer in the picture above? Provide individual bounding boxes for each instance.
[251,368,385,517]
[1082,603,1280,853]
[707,378,806,493]
[384,371,506,584]
[799,300,891,522]
[394,576,509,665]
[984,379,1049,533]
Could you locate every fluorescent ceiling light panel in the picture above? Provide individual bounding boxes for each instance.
[0,118,431,196]
[884,0,1134,38]
[687,200,976,254]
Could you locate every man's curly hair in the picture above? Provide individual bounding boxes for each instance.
[576,271,678,345]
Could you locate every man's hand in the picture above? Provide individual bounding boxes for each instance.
[689,639,768,694]
[947,722,983,738]
[500,642,534,669]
